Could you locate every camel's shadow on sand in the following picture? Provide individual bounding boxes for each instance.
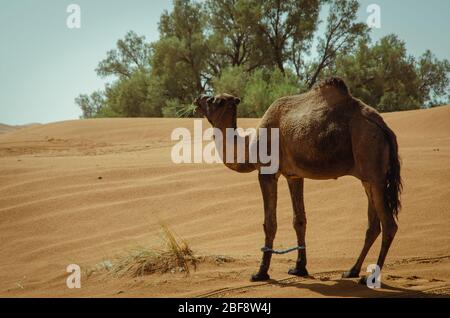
[267,277,439,298]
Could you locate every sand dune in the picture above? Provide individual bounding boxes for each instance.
[0,124,17,135]
[0,106,449,297]
[0,123,41,136]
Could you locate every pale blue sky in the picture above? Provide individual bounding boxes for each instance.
[1,0,449,125]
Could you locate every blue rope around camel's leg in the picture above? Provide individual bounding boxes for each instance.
[261,246,306,255]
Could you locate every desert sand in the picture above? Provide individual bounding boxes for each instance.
[0,124,17,135]
[0,106,449,298]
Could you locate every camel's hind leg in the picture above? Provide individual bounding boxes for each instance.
[287,178,309,277]
[251,173,279,282]
[342,182,381,278]
[370,183,398,270]
[343,182,398,279]
[345,119,398,279]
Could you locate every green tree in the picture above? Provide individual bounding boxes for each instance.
[257,0,321,74]
[306,0,368,88]
[205,0,262,74]
[416,50,450,106]
[331,35,449,111]
[334,36,419,111]
[148,0,210,117]
[212,66,249,97]
[76,0,449,118]
[75,90,106,118]
[104,70,162,117]
[155,0,209,94]
[96,31,152,79]
[213,68,299,117]
[76,31,157,118]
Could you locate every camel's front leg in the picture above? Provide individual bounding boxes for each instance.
[251,173,278,282]
[287,178,309,277]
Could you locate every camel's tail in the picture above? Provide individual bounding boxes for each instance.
[361,108,403,218]
[384,124,402,218]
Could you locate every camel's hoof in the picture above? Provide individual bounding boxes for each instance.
[358,276,368,285]
[288,267,309,277]
[342,270,360,279]
[250,272,270,282]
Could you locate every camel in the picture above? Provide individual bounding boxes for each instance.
[193,77,402,282]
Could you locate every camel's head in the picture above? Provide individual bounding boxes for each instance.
[193,93,241,126]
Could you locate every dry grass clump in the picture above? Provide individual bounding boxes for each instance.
[113,225,198,277]
[87,225,199,278]
[86,224,235,279]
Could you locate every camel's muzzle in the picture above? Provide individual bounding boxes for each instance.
[193,95,213,115]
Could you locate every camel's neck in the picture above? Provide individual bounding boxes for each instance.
[212,118,257,173]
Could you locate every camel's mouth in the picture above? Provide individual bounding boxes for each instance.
[193,95,213,115]
[192,98,203,114]
[193,105,203,116]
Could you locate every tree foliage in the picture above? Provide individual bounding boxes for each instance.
[153,0,210,107]
[206,0,262,73]
[257,0,321,74]
[75,91,106,119]
[96,31,152,79]
[417,50,450,106]
[331,35,450,111]
[77,0,450,119]
[306,0,368,87]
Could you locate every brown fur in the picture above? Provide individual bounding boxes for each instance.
[194,77,402,281]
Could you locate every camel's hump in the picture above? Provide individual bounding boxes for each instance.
[315,77,350,95]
